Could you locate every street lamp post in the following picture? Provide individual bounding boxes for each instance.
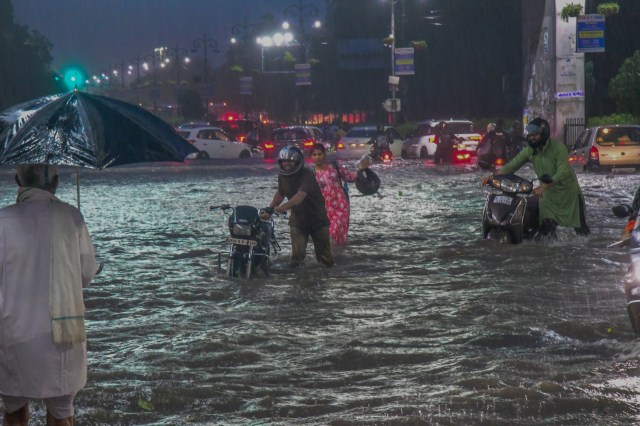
[192,34,219,115]
[167,44,190,118]
[390,0,397,125]
[283,0,320,63]
[143,51,163,115]
[231,17,258,118]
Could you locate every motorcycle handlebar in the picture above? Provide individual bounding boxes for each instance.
[261,207,287,218]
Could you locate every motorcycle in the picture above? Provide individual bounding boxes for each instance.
[610,203,640,333]
[210,204,283,278]
[368,137,393,162]
[482,174,540,244]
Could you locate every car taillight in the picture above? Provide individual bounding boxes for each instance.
[336,142,345,150]
[263,142,275,150]
[303,138,314,148]
[495,158,505,166]
[589,146,599,162]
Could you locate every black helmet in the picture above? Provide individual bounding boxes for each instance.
[525,118,550,150]
[278,145,304,176]
[355,168,380,196]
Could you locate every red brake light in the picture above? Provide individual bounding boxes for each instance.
[589,146,599,161]
[382,152,392,161]
[263,142,275,150]
[239,136,246,142]
[336,142,345,150]
[303,138,314,148]
[495,158,505,166]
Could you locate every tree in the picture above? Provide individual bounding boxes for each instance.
[178,89,206,120]
[0,0,57,110]
[608,50,640,117]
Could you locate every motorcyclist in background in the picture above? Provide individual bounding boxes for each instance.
[368,124,391,161]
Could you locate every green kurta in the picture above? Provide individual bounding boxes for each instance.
[499,140,584,228]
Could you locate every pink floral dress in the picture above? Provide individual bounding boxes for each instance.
[314,164,358,245]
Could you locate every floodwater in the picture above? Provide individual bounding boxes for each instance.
[2,159,640,425]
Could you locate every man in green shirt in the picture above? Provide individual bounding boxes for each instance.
[483,118,590,238]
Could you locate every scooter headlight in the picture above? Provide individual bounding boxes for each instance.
[518,182,533,193]
[498,179,519,193]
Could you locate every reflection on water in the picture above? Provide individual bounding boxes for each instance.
[2,160,640,425]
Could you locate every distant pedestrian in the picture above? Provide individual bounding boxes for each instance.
[0,164,97,426]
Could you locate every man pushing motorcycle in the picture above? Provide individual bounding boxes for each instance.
[261,146,334,267]
[482,117,590,239]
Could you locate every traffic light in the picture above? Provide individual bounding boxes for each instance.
[59,65,86,91]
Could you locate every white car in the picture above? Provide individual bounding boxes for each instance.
[401,119,482,159]
[335,125,404,159]
[176,126,252,159]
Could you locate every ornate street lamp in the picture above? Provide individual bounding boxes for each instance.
[192,34,219,85]
[283,0,320,62]
[167,44,190,117]
[143,49,165,115]
[231,17,259,117]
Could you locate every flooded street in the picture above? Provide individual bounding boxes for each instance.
[2,159,640,425]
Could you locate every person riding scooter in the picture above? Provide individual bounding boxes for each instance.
[482,117,589,239]
[368,125,392,161]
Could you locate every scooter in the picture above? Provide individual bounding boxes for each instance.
[611,203,640,333]
[210,204,283,278]
[482,174,540,244]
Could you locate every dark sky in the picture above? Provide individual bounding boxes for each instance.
[12,0,326,73]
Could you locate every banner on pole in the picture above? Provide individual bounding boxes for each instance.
[239,76,252,95]
[295,63,312,86]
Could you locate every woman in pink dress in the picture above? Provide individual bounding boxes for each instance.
[311,143,369,246]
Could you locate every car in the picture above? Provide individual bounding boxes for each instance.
[401,119,482,159]
[261,126,326,159]
[335,125,404,160]
[570,125,640,172]
[176,126,253,159]
[210,119,260,143]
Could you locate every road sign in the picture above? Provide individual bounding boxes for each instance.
[394,47,415,76]
[295,63,312,86]
[576,14,605,53]
[383,98,401,112]
[239,76,252,95]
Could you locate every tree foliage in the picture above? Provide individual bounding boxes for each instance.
[0,0,58,110]
[608,50,640,117]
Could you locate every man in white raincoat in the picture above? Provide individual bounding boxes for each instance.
[0,164,97,426]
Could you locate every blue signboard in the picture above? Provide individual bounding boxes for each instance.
[576,14,605,53]
[295,63,311,86]
[394,47,415,76]
[239,76,252,95]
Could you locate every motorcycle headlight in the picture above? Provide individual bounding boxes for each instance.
[233,223,253,237]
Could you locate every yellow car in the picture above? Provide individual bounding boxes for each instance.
[570,125,640,172]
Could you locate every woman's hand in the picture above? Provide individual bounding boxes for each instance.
[358,156,371,170]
